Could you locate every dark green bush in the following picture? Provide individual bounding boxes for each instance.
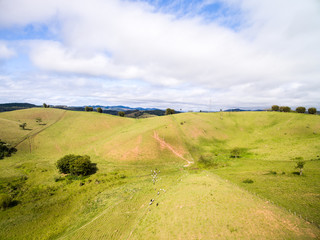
[165,108,175,115]
[230,147,241,158]
[308,107,317,114]
[280,106,291,112]
[56,154,96,176]
[296,107,306,113]
[0,194,13,210]
[271,105,279,111]
[69,155,92,176]
[56,154,77,174]
[0,140,17,159]
[242,179,254,184]
[198,155,218,168]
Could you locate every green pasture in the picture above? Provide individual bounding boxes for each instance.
[0,108,319,239]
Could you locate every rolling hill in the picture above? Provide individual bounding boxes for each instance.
[0,108,319,239]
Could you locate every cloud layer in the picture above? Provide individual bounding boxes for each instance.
[0,0,319,110]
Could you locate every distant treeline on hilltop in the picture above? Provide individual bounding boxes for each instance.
[0,103,37,112]
[0,103,168,118]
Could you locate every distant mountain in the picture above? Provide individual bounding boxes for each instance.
[87,105,161,111]
[224,108,265,112]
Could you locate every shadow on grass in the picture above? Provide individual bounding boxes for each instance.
[89,163,98,175]
[9,200,21,208]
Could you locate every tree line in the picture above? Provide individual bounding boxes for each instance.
[271,105,317,114]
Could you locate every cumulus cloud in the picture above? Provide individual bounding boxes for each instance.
[0,0,319,109]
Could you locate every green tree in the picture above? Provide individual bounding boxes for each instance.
[308,107,317,114]
[56,154,96,176]
[0,140,17,159]
[56,154,77,174]
[85,106,93,112]
[19,123,27,130]
[271,105,279,111]
[295,161,305,176]
[296,107,306,113]
[280,106,291,112]
[97,107,102,113]
[165,108,175,115]
[43,103,48,108]
[69,155,92,176]
[118,111,125,117]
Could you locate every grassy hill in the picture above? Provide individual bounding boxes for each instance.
[0,108,319,239]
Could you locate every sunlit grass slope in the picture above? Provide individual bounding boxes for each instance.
[173,111,320,225]
[0,108,319,239]
[0,108,66,146]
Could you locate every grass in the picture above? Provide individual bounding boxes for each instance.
[0,108,319,239]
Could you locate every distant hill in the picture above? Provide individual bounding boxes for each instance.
[0,103,168,118]
[0,103,37,112]
[87,105,160,111]
[224,108,265,112]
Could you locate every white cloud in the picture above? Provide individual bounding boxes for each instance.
[0,0,319,109]
[0,42,15,59]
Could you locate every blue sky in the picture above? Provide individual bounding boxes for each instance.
[0,0,319,110]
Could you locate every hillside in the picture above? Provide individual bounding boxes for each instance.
[0,108,319,239]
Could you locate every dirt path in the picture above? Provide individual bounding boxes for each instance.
[153,131,193,167]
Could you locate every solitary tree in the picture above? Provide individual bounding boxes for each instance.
[118,111,125,117]
[308,107,317,114]
[295,161,305,176]
[271,105,279,111]
[19,123,27,130]
[97,107,102,113]
[296,107,306,113]
[56,154,96,176]
[165,108,175,115]
[43,103,48,108]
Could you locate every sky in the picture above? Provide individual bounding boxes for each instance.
[0,0,319,111]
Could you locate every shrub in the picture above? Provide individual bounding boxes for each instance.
[0,140,17,159]
[271,105,279,111]
[296,107,306,113]
[0,194,13,210]
[97,107,102,113]
[242,179,254,184]
[230,147,241,158]
[56,154,96,176]
[118,111,125,117]
[198,155,218,168]
[308,107,317,114]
